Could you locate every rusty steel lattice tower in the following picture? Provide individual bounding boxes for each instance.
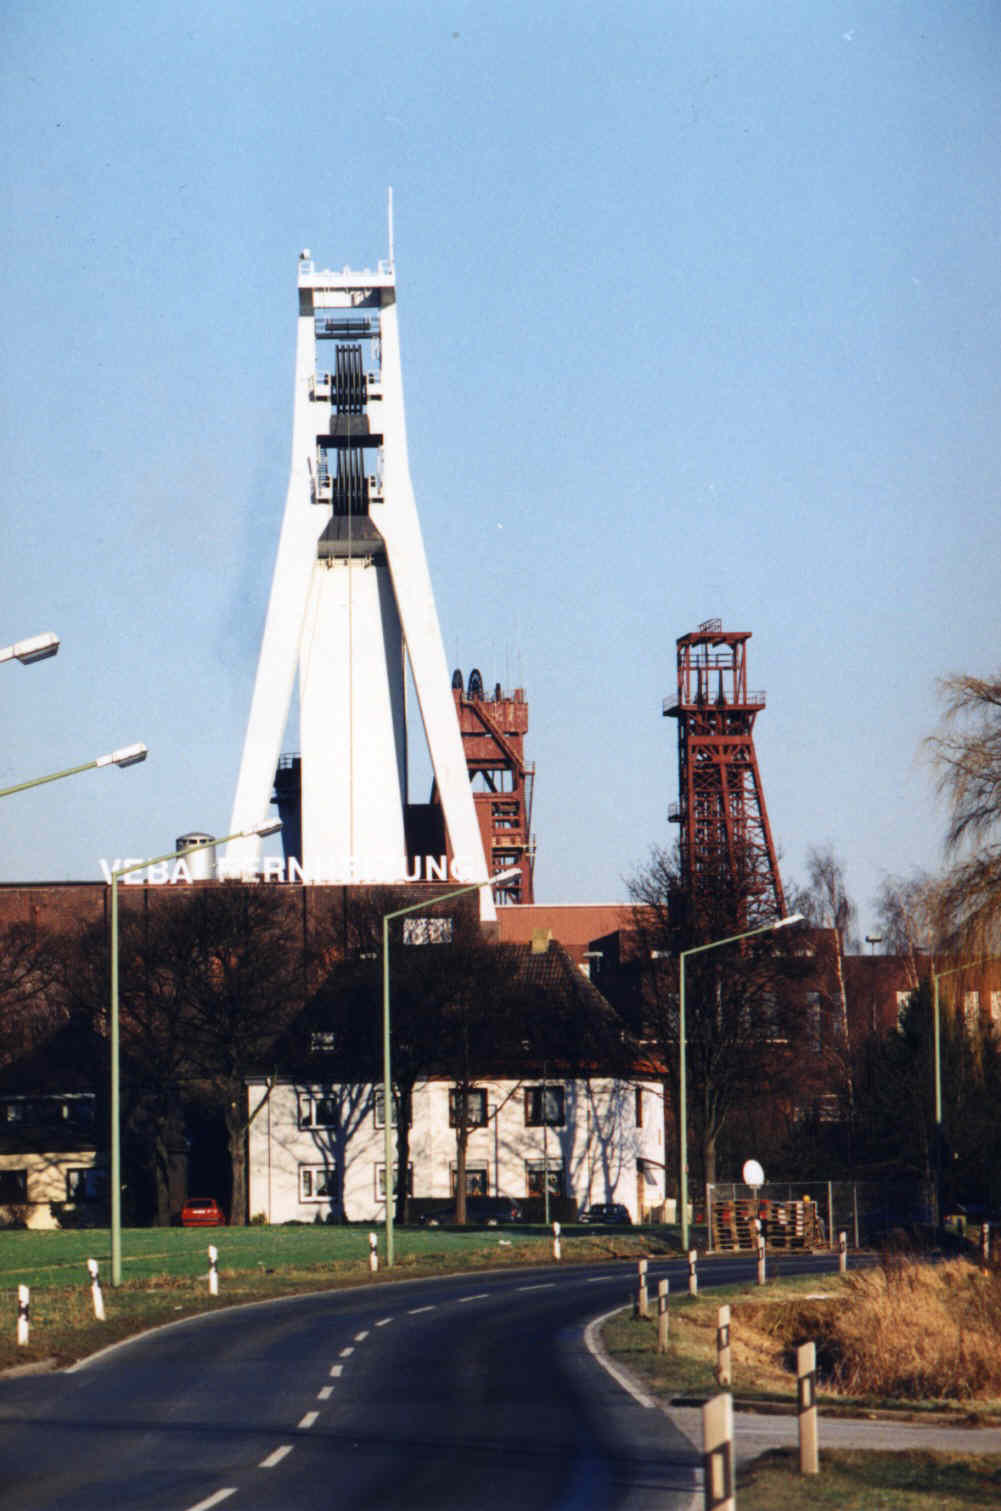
[665,620,785,938]
[444,669,535,906]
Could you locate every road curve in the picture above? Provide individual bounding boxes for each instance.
[0,1250,895,1511]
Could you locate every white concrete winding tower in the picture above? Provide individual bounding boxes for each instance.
[228,230,491,912]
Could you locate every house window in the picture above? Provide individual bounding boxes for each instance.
[526,1162,565,1198]
[450,1164,488,1196]
[309,1031,336,1054]
[635,1087,643,1127]
[896,991,912,1028]
[964,991,980,1031]
[375,1164,413,1199]
[991,992,1001,1029]
[524,1085,565,1127]
[449,1088,487,1128]
[66,1168,107,1203]
[0,1169,28,1204]
[373,1087,410,1129]
[403,916,454,945]
[299,1165,337,1201]
[298,1093,340,1129]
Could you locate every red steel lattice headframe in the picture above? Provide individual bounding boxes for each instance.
[664,620,786,940]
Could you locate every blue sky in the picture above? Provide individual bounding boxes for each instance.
[2,1,998,935]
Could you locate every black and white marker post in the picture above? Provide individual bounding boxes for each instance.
[87,1258,105,1320]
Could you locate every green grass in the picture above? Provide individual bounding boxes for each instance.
[737,1449,1001,1509]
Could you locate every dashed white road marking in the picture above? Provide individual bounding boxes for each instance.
[354,1329,370,1341]
[329,1363,343,1377]
[375,1316,393,1326]
[339,1345,354,1358]
[408,1304,435,1314]
[458,1293,489,1303]
[187,1492,237,1511]
[517,1282,556,1292]
[260,1445,294,1468]
[298,1411,320,1429]
[318,1385,334,1400]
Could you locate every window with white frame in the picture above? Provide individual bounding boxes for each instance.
[524,1085,565,1127]
[299,1165,337,1201]
[964,991,980,1031]
[526,1161,565,1197]
[66,1167,107,1203]
[0,1169,28,1204]
[896,991,912,1028]
[449,1087,487,1127]
[450,1164,488,1196]
[298,1092,340,1130]
[375,1164,413,1199]
[991,992,1001,1030]
[372,1086,411,1129]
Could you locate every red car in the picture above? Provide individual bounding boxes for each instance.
[180,1197,226,1227]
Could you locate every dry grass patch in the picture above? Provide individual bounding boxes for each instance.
[604,1258,1001,1412]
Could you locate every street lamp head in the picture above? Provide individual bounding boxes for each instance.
[96,743,149,768]
[249,817,282,838]
[776,912,805,928]
[1,632,60,665]
[491,866,521,884]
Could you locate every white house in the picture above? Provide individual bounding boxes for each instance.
[247,1074,665,1224]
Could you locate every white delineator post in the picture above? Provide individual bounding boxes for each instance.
[702,1392,735,1511]
[87,1258,105,1321]
[797,1340,819,1474]
[208,1245,219,1296]
[657,1278,670,1353]
[369,1231,379,1273]
[16,1286,29,1346]
[688,1249,699,1296]
[716,1304,732,1387]
[755,1220,766,1285]
[637,1258,648,1318]
[227,239,492,915]
[552,1221,561,1262]
[838,1230,847,1274]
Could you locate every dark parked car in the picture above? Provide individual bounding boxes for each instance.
[421,1195,523,1227]
[180,1197,226,1227]
[580,1202,632,1226]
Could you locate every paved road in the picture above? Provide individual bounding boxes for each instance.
[4,1251,994,1510]
[0,1259,705,1511]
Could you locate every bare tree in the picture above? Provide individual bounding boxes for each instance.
[928,672,1001,951]
[629,845,815,1187]
[873,870,941,989]
[789,846,857,1049]
[0,922,65,1072]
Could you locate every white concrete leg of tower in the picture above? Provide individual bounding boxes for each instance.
[228,312,321,871]
[299,559,407,880]
[376,296,494,918]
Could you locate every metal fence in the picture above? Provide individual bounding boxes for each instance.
[702,1179,934,1251]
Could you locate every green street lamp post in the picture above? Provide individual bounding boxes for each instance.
[381,868,520,1269]
[678,912,803,1252]
[109,819,281,1286]
[0,743,148,799]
